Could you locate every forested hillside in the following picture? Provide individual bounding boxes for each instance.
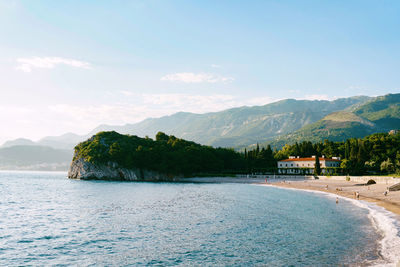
[74,131,400,177]
[271,132,400,175]
[270,93,400,148]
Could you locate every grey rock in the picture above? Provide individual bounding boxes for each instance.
[68,158,178,181]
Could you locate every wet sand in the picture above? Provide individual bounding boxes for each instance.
[269,179,400,217]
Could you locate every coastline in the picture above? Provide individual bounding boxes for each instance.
[265,179,400,266]
[267,179,400,217]
[179,177,400,216]
[182,176,400,265]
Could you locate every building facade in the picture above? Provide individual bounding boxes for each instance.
[277,156,341,175]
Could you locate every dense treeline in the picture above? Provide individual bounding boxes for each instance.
[75,131,400,177]
[244,144,275,173]
[269,132,400,175]
[74,131,246,176]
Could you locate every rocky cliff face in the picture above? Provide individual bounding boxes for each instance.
[68,158,178,181]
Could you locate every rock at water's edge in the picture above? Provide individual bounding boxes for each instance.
[68,158,177,181]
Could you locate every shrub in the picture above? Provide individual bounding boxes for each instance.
[366,179,376,185]
[346,176,351,181]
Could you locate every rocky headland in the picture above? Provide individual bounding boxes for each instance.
[68,158,176,181]
[67,131,246,181]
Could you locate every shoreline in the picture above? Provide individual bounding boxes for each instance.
[180,176,400,217]
[181,177,400,217]
[183,176,400,265]
[268,179,400,217]
[264,179,400,266]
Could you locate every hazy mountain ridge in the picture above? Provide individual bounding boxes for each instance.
[88,96,372,147]
[4,93,400,171]
[1,95,373,150]
[2,133,84,150]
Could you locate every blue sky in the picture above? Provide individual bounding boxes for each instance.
[0,0,399,143]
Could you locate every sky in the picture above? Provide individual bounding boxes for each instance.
[0,0,399,144]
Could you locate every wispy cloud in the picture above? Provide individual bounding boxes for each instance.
[141,93,275,113]
[161,72,234,83]
[16,57,91,72]
[211,64,222,68]
[120,90,135,96]
[302,94,332,101]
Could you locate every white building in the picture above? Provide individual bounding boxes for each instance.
[277,156,341,175]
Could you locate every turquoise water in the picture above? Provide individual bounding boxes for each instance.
[0,171,391,266]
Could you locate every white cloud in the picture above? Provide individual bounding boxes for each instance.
[161,72,234,83]
[120,90,135,96]
[141,93,276,113]
[302,94,332,101]
[141,93,236,112]
[244,96,277,106]
[16,57,91,72]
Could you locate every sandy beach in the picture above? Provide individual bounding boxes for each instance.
[269,179,400,217]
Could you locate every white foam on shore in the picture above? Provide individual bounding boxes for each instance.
[261,184,400,266]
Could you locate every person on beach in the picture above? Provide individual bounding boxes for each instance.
[336,197,339,204]
[326,185,328,190]
[384,190,388,196]
[356,192,360,199]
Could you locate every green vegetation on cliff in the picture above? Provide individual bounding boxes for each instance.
[74,131,248,176]
[73,130,400,177]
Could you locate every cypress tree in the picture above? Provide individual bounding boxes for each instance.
[314,155,321,175]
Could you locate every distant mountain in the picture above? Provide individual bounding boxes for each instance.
[37,132,85,149]
[269,93,400,148]
[270,111,376,148]
[2,94,390,171]
[0,145,72,171]
[2,138,36,147]
[89,96,371,147]
[354,93,400,129]
[1,133,86,150]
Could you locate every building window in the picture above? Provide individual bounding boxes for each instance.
[291,164,293,167]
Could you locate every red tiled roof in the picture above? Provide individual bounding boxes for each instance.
[279,157,341,162]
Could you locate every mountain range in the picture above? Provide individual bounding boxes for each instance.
[1,93,399,170]
[270,93,400,147]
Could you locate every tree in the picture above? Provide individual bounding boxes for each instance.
[380,158,394,174]
[155,132,169,142]
[314,155,321,175]
[340,159,350,173]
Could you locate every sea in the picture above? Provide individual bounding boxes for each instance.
[1,171,399,266]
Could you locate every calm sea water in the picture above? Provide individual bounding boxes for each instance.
[0,171,393,266]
